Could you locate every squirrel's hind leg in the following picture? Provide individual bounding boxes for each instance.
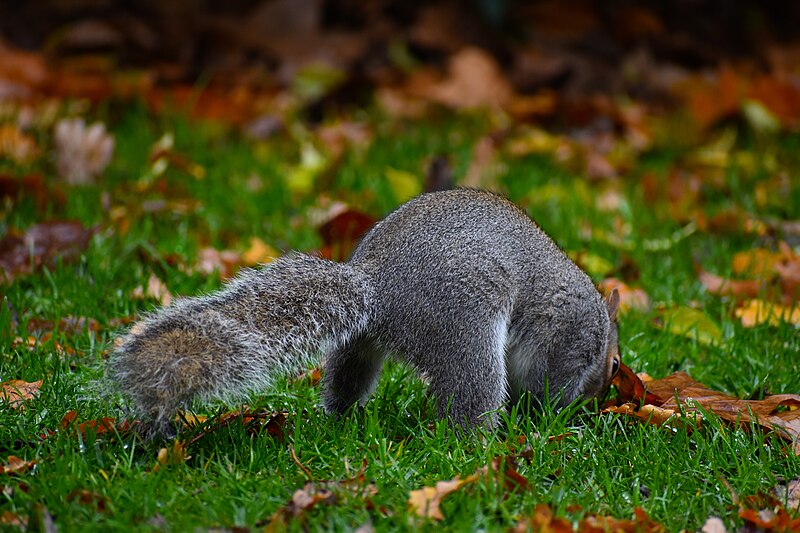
[321,333,385,417]
[423,316,510,432]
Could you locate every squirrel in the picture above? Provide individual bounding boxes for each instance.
[110,188,621,437]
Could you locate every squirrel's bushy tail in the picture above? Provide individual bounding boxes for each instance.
[109,254,374,436]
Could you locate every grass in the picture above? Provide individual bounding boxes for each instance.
[1,101,799,532]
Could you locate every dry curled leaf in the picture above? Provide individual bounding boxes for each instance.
[611,362,663,405]
[54,118,114,185]
[408,473,479,521]
[0,221,92,283]
[0,456,36,475]
[155,440,189,468]
[611,371,800,452]
[0,379,42,409]
[599,278,651,313]
[512,504,665,533]
[130,274,172,306]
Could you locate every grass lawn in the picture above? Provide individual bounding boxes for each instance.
[1,101,799,532]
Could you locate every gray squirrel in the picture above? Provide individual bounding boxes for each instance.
[110,188,620,437]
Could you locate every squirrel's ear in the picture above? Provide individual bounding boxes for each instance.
[605,288,620,321]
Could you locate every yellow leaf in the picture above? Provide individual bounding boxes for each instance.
[732,249,780,277]
[242,237,278,266]
[736,300,800,327]
[659,306,723,345]
[408,474,479,521]
[385,167,421,203]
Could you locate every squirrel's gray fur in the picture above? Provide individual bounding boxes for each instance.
[110,189,620,437]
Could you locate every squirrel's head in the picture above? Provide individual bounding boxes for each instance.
[603,288,621,388]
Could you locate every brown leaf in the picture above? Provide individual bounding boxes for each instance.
[611,363,663,405]
[698,269,764,300]
[184,410,288,446]
[599,279,651,313]
[0,379,42,409]
[0,221,92,283]
[54,118,114,185]
[773,478,800,511]
[739,487,800,532]
[266,461,377,530]
[318,208,375,262]
[511,504,574,533]
[643,372,800,447]
[193,247,241,279]
[57,411,134,440]
[0,456,36,475]
[0,510,27,528]
[408,473,480,521]
[0,124,39,165]
[292,368,323,387]
[581,507,665,532]
[24,316,101,335]
[423,47,513,110]
[0,174,49,210]
[130,274,172,306]
[155,440,189,468]
[67,489,108,513]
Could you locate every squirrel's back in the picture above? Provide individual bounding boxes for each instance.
[348,189,613,417]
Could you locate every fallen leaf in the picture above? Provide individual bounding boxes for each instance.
[317,207,375,262]
[735,299,800,327]
[656,306,723,346]
[772,478,800,511]
[155,440,189,468]
[385,167,421,204]
[241,237,278,266]
[733,248,782,277]
[512,504,665,533]
[462,136,502,189]
[0,510,26,528]
[644,372,800,447]
[599,278,651,313]
[0,379,42,409]
[0,124,39,164]
[611,363,663,405]
[266,461,377,529]
[511,504,573,533]
[57,411,134,439]
[24,316,101,335]
[292,367,323,387]
[423,47,513,110]
[12,334,75,357]
[408,473,480,521]
[0,221,92,283]
[67,489,108,513]
[739,488,800,531]
[193,247,241,279]
[54,118,114,185]
[581,507,665,532]
[700,517,727,533]
[698,269,764,300]
[131,274,172,306]
[0,456,36,475]
[184,410,288,446]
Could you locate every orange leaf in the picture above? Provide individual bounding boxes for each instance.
[0,379,42,410]
[599,279,651,313]
[408,473,480,521]
[0,456,36,475]
[644,372,800,447]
